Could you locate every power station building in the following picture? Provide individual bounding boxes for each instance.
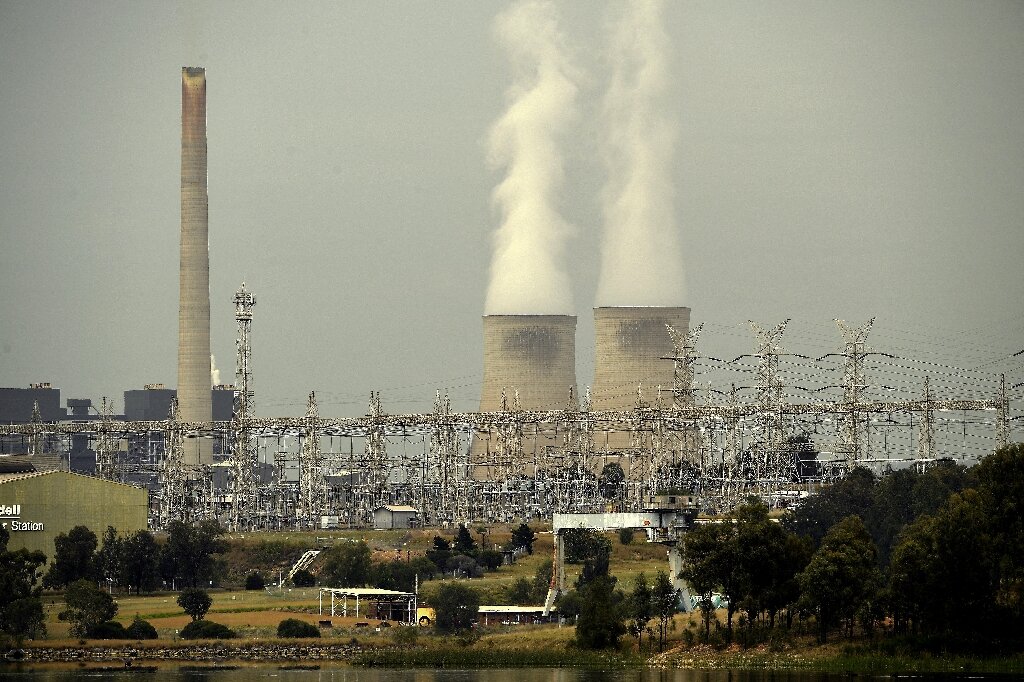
[0,470,148,559]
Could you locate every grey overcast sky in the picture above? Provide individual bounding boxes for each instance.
[1,1,1022,417]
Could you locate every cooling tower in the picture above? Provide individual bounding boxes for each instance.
[472,315,578,473]
[479,315,578,412]
[591,307,691,412]
[178,67,213,466]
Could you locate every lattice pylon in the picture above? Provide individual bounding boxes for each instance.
[917,376,934,464]
[299,391,326,528]
[229,282,257,531]
[95,397,121,482]
[667,322,703,409]
[159,397,188,526]
[748,320,790,496]
[835,317,874,467]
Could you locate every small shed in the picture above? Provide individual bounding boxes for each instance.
[373,504,419,529]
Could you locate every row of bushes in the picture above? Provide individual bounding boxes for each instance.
[85,617,322,641]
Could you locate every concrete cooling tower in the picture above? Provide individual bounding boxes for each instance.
[472,315,578,474]
[591,307,691,412]
[178,67,213,466]
[478,315,579,412]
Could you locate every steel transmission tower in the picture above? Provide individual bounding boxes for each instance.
[835,318,874,467]
[229,283,257,530]
[95,397,121,482]
[299,391,326,528]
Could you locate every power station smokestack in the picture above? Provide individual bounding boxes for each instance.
[591,306,690,412]
[473,315,578,470]
[178,67,213,466]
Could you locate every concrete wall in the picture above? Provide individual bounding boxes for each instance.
[178,67,213,466]
[0,471,148,559]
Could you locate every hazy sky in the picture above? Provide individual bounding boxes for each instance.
[1,1,1022,418]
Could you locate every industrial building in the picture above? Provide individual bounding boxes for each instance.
[373,505,419,529]
[0,470,148,559]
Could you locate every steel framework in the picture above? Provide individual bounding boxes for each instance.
[3,319,1016,529]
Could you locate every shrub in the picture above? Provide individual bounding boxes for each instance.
[88,620,128,639]
[292,569,315,587]
[177,588,212,621]
[126,615,158,640]
[618,528,635,545]
[277,618,320,638]
[180,619,235,640]
[476,549,504,572]
[391,624,419,645]
[244,572,265,590]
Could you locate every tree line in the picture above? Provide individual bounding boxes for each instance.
[681,443,1024,651]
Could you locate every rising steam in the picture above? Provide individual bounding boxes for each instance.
[595,0,686,307]
[484,0,578,315]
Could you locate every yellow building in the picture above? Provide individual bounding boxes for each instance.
[0,470,148,559]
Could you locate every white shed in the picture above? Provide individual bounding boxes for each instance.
[373,505,419,529]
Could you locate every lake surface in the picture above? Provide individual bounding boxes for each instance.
[0,668,1017,682]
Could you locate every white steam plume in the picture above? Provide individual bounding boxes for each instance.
[484,0,578,315]
[596,0,686,307]
[210,354,220,386]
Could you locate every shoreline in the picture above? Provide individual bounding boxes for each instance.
[3,641,1023,675]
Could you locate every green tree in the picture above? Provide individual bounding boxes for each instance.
[652,570,677,651]
[507,577,535,605]
[0,524,47,640]
[785,468,876,546]
[126,615,158,639]
[245,572,265,590]
[574,575,626,649]
[627,573,653,650]
[889,488,998,639]
[95,526,123,591]
[975,443,1024,615]
[291,569,315,587]
[598,462,625,500]
[44,525,98,588]
[177,587,213,621]
[510,523,536,554]
[432,582,479,633]
[60,578,117,637]
[532,559,553,603]
[618,527,635,545]
[453,524,476,553]
[319,540,372,587]
[119,530,160,593]
[277,618,320,638]
[563,527,608,564]
[161,520,227,588]
[681,522,728,642]
[798,515,880,643]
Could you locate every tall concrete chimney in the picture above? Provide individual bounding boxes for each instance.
[178,67,213,466]
[472,315,578,473]
[591,306,691,411]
